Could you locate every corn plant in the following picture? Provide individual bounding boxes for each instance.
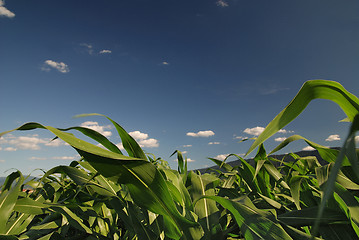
[1,80,359,239]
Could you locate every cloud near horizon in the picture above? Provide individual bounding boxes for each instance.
[0,0,15,18]
[187,130,215,137]
[0,134,67,151]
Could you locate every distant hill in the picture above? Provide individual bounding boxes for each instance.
[197,148,341,174]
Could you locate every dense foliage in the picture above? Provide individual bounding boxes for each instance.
[1,80,359,239]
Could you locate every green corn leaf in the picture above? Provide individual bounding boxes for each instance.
[263,163,290,190]
[258,193,282,209]
[288,175,303,210]
[269,135,350,166]
[278,207,348,226]
[13,197,48,215]
[313,114,359,236]
[59,126,123,154]
[0,235,18,240]
[208,157,235,172]
[42,165,117,197]
[0,171,24,234]
[199,195,292,240]
[1,122,201,239]
[75,113,147,159]
[51,206,92,234]
[188,172,220,235]
[247,80,359,156]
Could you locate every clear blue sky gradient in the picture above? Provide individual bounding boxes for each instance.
[1,0,359,176]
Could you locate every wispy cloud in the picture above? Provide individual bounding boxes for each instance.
[0,134,66,151]
[52,156,75,160]
[161,61,169,65]
[208,142,220,145]
[234,135,248,141]
[183,145,192,147]
[325,134,340,142]
[216,0,228,7]
[187,130,215,137]
[99,49,112,54]
[277,129,294,134]
[4,147,16,151]
[243,127,264,136]
[80,121,112,137]
[42,60,70,73]
[30,156,76,161]
[80,43,94,55]
[0,0,15,18]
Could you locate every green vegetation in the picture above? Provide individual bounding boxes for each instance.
[1,80,359,239]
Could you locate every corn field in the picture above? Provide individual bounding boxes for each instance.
[1,80,359,239]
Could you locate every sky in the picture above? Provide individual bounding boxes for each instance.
[1,0,359,177]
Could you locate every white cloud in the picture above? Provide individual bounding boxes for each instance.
[215,154,230,161]
[161,61,169,65]
[4,147,16,151]
[274,137,287,142]
[0,0,15,18]
[302,146,315,151]
[216,0,229,7]
[183,145,192,147]
[43,60,70,73]
[138,138,159,148]
[129,131,149,140]
[186,130,215,137]
[208,142,220,145]
[325,134,341,142]
[243,127,264,136]
[80,121,112,137]
[117,131,159,149]
[0,159,5,163]
[99,49,112,54]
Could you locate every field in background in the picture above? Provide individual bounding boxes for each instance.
[1,80,359,239]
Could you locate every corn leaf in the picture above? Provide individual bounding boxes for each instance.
[247,80,359,155]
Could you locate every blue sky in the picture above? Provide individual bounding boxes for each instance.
[1,0,359,176]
